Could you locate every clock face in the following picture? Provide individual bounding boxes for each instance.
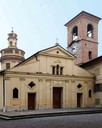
[71,42,79,55]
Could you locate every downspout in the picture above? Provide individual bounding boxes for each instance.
[3,73,6,112]
[35,53,40,72]
[35,54,39,61]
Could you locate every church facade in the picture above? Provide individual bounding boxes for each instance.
[0,43,94,111]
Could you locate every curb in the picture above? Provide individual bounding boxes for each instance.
[0,109,102,120]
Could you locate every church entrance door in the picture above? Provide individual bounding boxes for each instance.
[77,93,83,107]
[53,87,62,108]
[28,93,36,110]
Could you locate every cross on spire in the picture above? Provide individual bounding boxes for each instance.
[11,27,14,33]
[55,38,59,46]
[56,38,58,43]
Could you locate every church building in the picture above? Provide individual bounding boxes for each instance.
[0,11,100,112]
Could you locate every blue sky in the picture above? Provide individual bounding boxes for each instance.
[0,0,102,58]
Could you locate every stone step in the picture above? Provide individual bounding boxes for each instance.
[0,109,102,120]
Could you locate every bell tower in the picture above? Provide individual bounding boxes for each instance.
[65,11,101,65]
[0,30,25,70]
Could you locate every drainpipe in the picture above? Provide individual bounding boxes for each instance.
[35,54,39,61]
[35,53,40,72]
[2,73,6,112]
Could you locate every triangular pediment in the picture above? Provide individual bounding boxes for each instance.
[54,59,61,63]
[39,44,75,59]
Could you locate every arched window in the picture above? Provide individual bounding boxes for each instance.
[72,26,78,41]
[13,88,18,98]
[89,89,92,97]
[60,67,63,75]
[52,66,55,75]
[88,51,92,60]
[87,24,93,38]
[56,65,59,75]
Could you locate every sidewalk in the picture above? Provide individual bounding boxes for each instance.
[0,108,102,120]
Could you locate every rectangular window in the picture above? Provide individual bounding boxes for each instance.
[6,63,10,69]
[94,84,102,92]
[89,51,92,60]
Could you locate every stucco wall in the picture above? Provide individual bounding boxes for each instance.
[0,76,3,110]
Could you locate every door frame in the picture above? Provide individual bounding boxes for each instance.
[77,93,83,107]
[53,87,63,109]
[28,93,36,110]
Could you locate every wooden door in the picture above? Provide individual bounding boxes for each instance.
[77,93,82,107]
[28,93,36,110]
[53,87,62,108]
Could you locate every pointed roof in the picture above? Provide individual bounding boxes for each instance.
[64,11,101,27]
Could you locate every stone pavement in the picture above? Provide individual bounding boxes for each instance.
[1,113,102,128]
[0,108,102,120]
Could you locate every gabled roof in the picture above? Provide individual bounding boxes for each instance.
[80,56,102,68]
[13,43,75,67]
[64,11,101,27]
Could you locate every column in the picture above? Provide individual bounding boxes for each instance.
[46,79,51,109]
[20,77,26,110]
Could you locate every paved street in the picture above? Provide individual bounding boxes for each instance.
[0,113,102,128]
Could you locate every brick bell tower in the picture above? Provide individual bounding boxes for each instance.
[65,11,101,65]
[0,30,25,70]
